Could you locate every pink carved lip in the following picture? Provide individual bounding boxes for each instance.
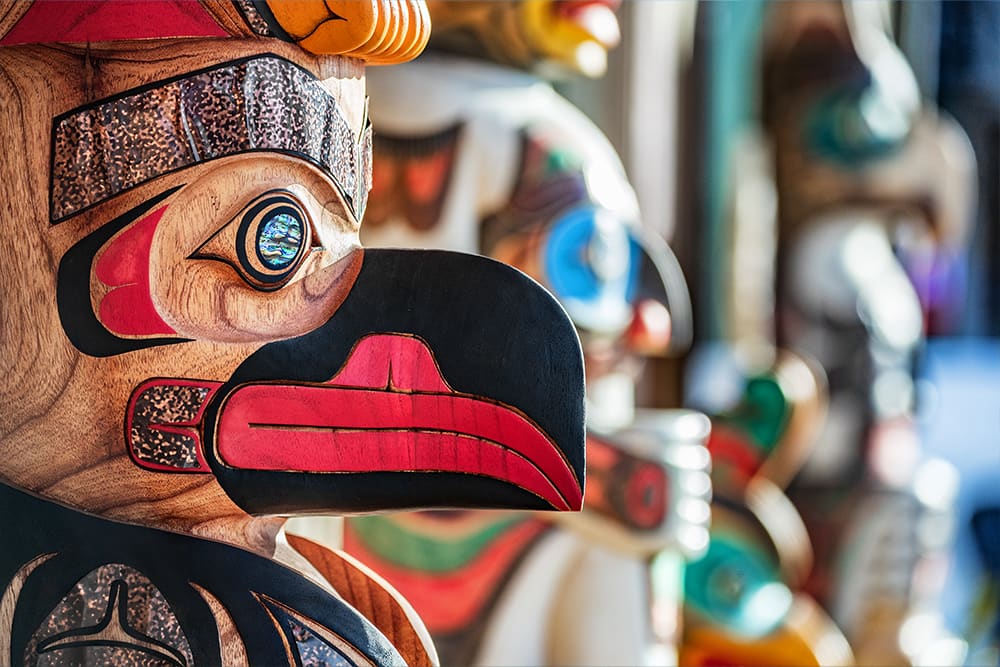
[212,334,583,511]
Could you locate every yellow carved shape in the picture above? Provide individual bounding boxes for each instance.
[517,0,618,77]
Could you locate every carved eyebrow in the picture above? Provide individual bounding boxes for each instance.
[49,54,371,224]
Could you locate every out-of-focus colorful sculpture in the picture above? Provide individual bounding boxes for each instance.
[335,2,713,665]
[680,352,854,667]
[760,1,975,664]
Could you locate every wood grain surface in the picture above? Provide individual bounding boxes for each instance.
[0,39,364,556]
[288,533,437,667]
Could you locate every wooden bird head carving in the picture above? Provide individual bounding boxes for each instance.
[0,2,586,557]
[478,131,692,381]
[424,0,621,78]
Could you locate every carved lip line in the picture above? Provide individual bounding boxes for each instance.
[214,384,582,511]
[127,380,583,511]
[212,333,582,511]
[125,334,583,511]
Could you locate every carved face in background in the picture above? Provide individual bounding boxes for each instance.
[0,39,586,540]
[365,114,690,382]
[425,0,622,77]
[488,208,675,377]
[477,132,689,381]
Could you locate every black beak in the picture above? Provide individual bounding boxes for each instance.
[202,249,586,515]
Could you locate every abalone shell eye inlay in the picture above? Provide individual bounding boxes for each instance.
[234,193,312,289]
[257,212,304,270]
[190,190,313,292]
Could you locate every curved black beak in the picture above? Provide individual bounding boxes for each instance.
[202,249,586,515]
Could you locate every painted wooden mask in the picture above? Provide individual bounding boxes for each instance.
[0,1,586,542]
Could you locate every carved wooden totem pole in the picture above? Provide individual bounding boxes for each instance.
[338,3,711,665]
[680,354,854,667]
[763,1,974,664]
[0,2,588,665]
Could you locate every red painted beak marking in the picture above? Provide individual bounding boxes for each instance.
[328,333,450,393]
[215,334,583,510]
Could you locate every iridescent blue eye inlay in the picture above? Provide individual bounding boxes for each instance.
[257,212,304,270]
[213,191,313,291]
[189,190,312,292]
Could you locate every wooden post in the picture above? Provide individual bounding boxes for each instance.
[762,2,973,664]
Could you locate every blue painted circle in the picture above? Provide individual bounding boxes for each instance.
[544,208,641,305]
[256,212,304,270]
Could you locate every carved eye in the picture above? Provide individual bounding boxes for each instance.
[237,195,309,283]
[192,191,314,291]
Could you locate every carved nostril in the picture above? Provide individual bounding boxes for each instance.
[329,334,451,392]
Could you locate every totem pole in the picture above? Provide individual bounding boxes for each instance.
[763,1,973,664]
[680,354,854,666]
[336,2,711,665]
[0,2,588,665]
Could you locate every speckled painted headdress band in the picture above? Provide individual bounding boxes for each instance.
[50,54,372,224]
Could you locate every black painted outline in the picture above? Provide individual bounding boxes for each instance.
[1,482,407,666]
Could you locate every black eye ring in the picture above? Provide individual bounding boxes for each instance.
[235,195,310,288]
[191,191,313,292]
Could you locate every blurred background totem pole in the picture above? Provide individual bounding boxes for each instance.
[333,2,712,665]
[761,1,975,664]
[679,352,855,667]
[678,0,978,664]
[0,1,590,664]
